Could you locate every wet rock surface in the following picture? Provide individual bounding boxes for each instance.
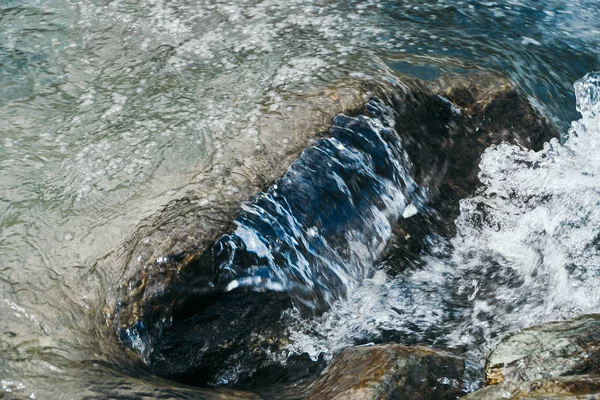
[303,344,465,400]
[464,314,600,399]
[108,75,560,391]
[106,82,373,357]
[464,374,600,400]
[485,314,600,385]
[148,290,319,388]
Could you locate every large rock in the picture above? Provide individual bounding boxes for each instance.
[108,74,559,389]
[485,314,600,385]
[106,82,373,359]
[147,290,313,387]
[303,344,465,400]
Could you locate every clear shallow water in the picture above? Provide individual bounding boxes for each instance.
[1,0,600,398]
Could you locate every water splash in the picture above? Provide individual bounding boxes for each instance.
[575,71,600,118]
[286,72,600,388]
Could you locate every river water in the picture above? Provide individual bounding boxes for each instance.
[1,0,600,398]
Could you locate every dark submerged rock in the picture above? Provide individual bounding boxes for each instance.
[148,290,304,387]
[385,75,559,274]
[303,344,465,400]
[210,92,417,314]
[107,83,373,358]
[109,74,559,390]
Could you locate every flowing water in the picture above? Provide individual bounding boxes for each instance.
[288,72,600,391]
[213,97,423,311]
[1,0,600,398]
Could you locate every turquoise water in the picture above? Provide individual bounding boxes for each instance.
[1,0,599,398]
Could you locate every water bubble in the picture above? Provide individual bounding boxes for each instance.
[575,72,600,117]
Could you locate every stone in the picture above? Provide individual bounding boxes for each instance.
[484,314,600,385]
[105,81,373,359]
[108,75,560,390]
[303,344,465,400]
[147,290,319,387]
[463,315,600,399]
[464,374,600,400]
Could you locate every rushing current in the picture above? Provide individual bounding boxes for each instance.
[287,72,600,391]
[1,0,600,398]
[213,98,424,311]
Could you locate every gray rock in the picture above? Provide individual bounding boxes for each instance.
[485,314,600,385]
[464,374,600,400]
[303,344,465,400]
[464,315,600,399]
